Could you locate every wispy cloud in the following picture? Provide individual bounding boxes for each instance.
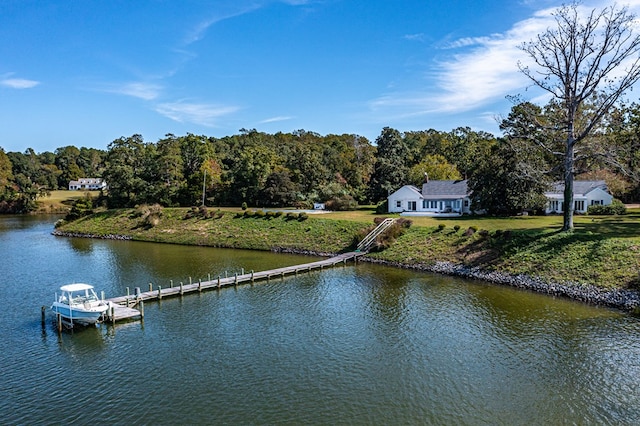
[0,77,40,89]
[104,82,162,100]
[155,101,240,126]
[183,0,315,45]
[183,3,263,45]
[403,33,426,42]
[370,5,559,117]
[260,116,293,124]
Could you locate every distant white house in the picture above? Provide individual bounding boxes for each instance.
[545,180,613,214]
[68,178,107,191]
[388,179,472,216]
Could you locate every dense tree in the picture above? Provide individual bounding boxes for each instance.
[226,144,277,206]
[0,148,14,198]
[55,146,82,189]
[77,147,106,178]
[369,127,410,203]
[260,170,300,207]
[102,135,149,207]
[470,138,550,215]
[408,154,461,186]
[519,1,640,230]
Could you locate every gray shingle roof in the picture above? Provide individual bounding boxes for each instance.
[546,180,607,196]
[421,180,469,199]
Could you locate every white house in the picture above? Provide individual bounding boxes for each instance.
[544,180,613,214]
[388,179,472,216]
[68,178,107,191]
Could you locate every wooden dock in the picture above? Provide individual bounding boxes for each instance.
[103,251,364,322]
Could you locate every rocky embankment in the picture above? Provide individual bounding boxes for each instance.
[52,230,132,240]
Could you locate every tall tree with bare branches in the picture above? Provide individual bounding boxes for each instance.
[519,1,640,230]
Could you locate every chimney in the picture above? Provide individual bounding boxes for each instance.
[423,172,429,183]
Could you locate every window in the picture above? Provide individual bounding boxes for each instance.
[408,201,417,211]
[464,200,469,207]
[575,200,585,211]
[396,201,401,208]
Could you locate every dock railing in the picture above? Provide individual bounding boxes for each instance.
[356,218,396,252]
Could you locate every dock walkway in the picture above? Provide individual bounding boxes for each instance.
[104,251,364,322]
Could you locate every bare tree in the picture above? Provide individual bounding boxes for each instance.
[519,1,640,230]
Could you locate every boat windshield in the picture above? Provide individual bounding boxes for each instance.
[68,290,99,305]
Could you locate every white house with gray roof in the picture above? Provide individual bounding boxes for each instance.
[544,180,612,214]
[68,178,107,191]
[388,179,472,216]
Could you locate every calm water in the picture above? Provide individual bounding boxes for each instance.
[1,215,640,425]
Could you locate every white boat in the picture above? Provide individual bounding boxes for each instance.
[50,283,110,325]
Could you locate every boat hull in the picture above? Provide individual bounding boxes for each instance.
[50,302,109,325]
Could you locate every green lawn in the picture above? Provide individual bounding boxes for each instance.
[35,190,101,213]
[56,205,640,290]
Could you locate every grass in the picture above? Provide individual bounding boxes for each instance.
[57,208,366,253]
[55,205,640,291]
[35,190,101,214]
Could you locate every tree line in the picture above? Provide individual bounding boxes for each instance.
[2,2,639,228]
[1,99,639,214]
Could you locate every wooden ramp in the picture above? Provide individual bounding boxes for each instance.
[104,251,365,318]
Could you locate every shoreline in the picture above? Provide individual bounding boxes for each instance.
[54,230,640,312]
[277,245,640,312]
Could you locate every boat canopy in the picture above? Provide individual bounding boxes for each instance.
[60,283,95,292]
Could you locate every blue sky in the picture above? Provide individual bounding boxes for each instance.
[1,0,638,153]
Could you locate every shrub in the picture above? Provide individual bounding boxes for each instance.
[369,219,411,251]
[587,199,626,215]
[255,210,266,218]
[298,212,308,221]
[374,216,390,225]
[375,200,389,214]
[396,218,412,228]
[437,223,446,231]
[453,225,461,232]
[325,195,358,211]
[132,204,163,228]
[241,202,248,211]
